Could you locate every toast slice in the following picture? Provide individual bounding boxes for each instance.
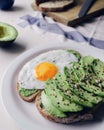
[37,0,74,12]
[17,83,42,102]
[35,92,103,124]
[35,0,50,6]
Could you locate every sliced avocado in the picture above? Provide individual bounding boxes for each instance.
[0,22,18,46]
[79,56,104,84]
[67,49,82,61]
[71,61,96,86]
[92,59,104,79]
[81,56,95,66]
[41,91,66,117]
[54,72,93,108]
[71,56,96,83]
[64,67,102,104]
[80,56,96,81]
[82,57,104,88]
[80,84,104,97]
[19,87,38,97]
[71,62,85,81]
[45,79,83,112]
[71,58,104,97]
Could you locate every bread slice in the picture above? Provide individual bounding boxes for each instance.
[38,0,74,12]
[35,92,103,124]
[17,83,42,102]
[35,0,50,6]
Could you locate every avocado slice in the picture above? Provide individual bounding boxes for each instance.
[92,59,104,79]
[81,56,95,65]
[71,56,96,82]
[0,22,18,46]
[81,84,104,97]
[64,67,102,104]
[41,91,66,117]
[79,56,103,83]
[81,57,104,88]
[71,61,95,86]
[67,49,82,61]
[72,58,104,97]
[54,72,93,108]
[45,79,83,112]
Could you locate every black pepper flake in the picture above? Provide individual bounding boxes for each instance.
[57,102,60,104]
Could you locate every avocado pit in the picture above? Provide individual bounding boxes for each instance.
[0,26,5,38]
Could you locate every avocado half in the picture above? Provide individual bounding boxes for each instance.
[0,22,18,46]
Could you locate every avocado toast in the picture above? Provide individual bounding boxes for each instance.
[17,49,104,123]
[17,84,42,102]
[17,49,80,102]
[35,55,104,124]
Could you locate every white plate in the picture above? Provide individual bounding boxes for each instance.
[1,42,104,130]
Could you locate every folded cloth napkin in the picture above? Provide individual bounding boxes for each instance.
[17,11,104,49]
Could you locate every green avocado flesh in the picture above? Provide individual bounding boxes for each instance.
[19,87,38,97]
[67,49,81,61]
[41,54,104,118]
[41,91,66,117]
[0,22,18,42]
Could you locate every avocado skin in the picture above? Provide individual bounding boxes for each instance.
[0,0,14,10]
[0,40,15,46]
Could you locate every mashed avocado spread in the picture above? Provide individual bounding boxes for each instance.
[19,87,38,97]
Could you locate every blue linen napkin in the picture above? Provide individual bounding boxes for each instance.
[17,12,104,49]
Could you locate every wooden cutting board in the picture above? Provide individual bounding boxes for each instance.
[32,0,104,26]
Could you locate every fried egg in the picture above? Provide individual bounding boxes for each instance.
[18,50,78,89]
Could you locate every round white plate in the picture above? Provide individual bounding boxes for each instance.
[1,42,104,130]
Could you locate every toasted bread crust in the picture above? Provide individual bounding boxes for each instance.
[17,83,42,102]
[35,0,50,5]
[38,0,74,12]
[35,92,95,124]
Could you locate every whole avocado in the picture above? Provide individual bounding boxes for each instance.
[0,0,14,10]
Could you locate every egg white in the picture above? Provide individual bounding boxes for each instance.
[18,50,78,89]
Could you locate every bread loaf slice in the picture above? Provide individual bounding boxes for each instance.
[38,0,74,12]
[17,83,42,102]
[35,0,49,5]
[35,92,103,124]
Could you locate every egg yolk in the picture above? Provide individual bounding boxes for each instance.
[34,62,58,81]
